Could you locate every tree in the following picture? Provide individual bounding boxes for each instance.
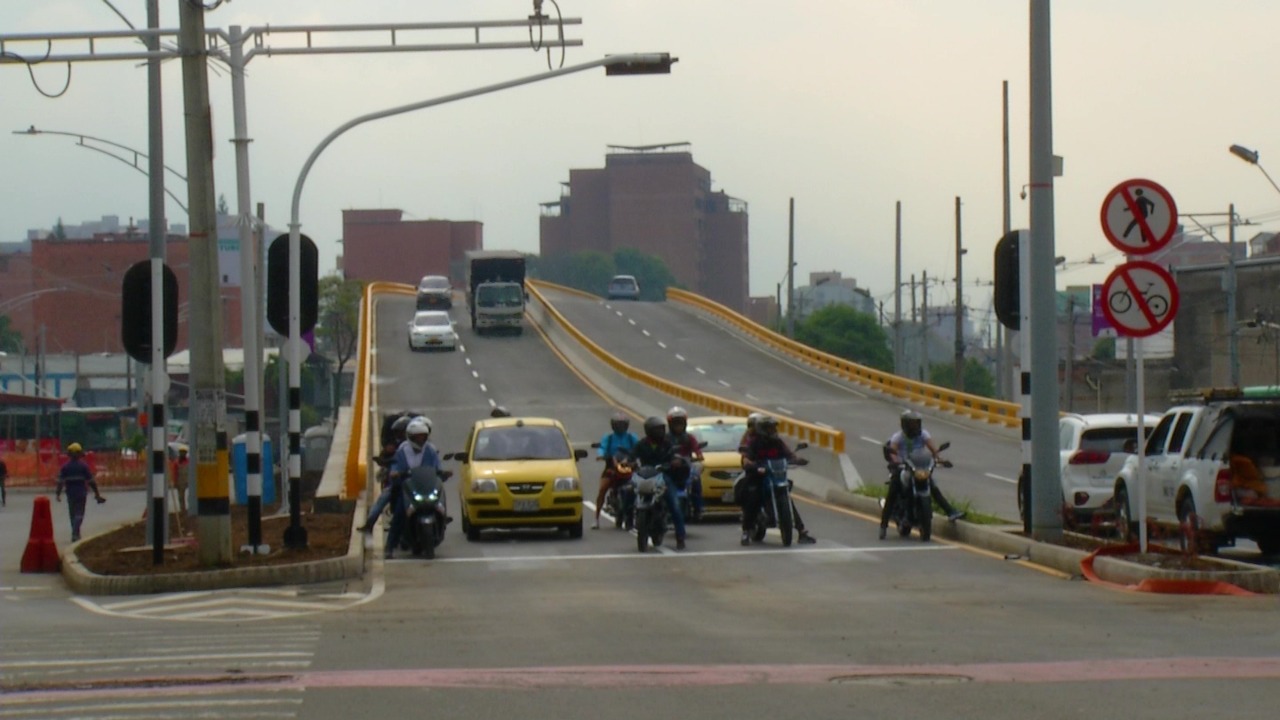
[53,217,66,240]
[1092,337,1116,361]
[316,275,364,380]
[217,194,230,216]
[614,248,679,300]
[793,305,892,371]
[531,248,677,300]
[0,315,23,353]
[928,358,996,397]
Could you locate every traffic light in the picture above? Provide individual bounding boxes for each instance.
[993,230,1020,331]
[121,261,179,363]
[267,233,318,337]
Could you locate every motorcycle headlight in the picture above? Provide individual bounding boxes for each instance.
[914,470,930,481]
[426,489,440,502]
[413,493,426,503]
[553,476,579,492]
[471,477,498,493]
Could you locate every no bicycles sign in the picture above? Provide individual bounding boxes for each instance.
[1100,260,1179,337]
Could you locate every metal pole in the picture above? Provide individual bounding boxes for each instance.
[1064,294,1075,412]
[1001,80,1013,401]
[145,0,168,565]
[894,201,902,375]
[921,270,929,381]
[1228,202,1239,387]
[909,274,917,378]
[786,197,796,339]
[1018,229,1032,534]
[953,196,964,391]
[1029,0,1062,542]
[180,1,232,564]
[229,26,267,554]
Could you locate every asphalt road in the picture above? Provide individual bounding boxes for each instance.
[4,293,1279,719]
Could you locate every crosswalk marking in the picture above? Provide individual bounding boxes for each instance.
[71,584,373,622]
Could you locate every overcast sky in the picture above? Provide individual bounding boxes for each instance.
[3,1,1278,332]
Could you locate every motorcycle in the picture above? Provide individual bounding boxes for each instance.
[591,442,636,530]
[885,441,951,542]
[632,464,669,553]
[402,465,452,559]
[747,443,809,546]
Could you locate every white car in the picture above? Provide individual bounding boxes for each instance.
[407,310,457,351]
[1018,412,1158,525]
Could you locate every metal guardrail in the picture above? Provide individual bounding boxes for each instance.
[665,288,1021,429]
[527,279,846,452]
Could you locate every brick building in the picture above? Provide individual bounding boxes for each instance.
[340,210,483,286]
[539,143,749,311]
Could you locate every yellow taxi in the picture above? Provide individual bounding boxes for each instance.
[449,417,588,540]
[688,415,749,516]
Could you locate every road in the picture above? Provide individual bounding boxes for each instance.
[3,293,1278,719]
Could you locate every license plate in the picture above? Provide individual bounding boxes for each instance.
[513,499,539,513]
[721,491,736,503]
[427,338,440,344]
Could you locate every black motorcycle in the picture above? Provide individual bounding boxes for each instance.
[884,441,950,542]
[632,464,669,553]
[591,443,636,530]
[403,466,452,559]
[718,443,808,546]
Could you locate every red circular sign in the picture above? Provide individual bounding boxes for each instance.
[1100,260,1179,337]
[1100,179,1178,255]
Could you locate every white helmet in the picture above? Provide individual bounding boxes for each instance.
[406,417,432,450]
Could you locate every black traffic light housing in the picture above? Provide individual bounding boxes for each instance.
[121,261,179,363]
[267,233,318,337]
[993,230,1020,331]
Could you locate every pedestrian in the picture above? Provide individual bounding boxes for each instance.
[0,453,8,506]
[169,445,190,515]
[55,442,105,542]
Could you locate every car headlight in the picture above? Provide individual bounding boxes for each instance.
[553,476,579,492]
[471,478,498,493]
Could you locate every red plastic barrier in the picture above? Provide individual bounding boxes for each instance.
[20,495,60,573]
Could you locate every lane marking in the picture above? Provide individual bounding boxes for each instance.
[985,472,1017,484]
[471,370,479,378]
[657,341,667,349]
[628,318,636,326]
[860,436,882,445]
[775,406,794,415]
[718,380,731,388]
[427,545,950,564]
[815,421,834,429]
[675,354,686,362]
[642,330,651,337]
[479,383,487,393]
[745,393,759,401]
[695,367,707,375]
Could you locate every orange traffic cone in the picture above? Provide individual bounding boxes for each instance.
[21,496,61,573]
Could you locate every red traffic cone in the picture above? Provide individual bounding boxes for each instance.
[21,495,61,573]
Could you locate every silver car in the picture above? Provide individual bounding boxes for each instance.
[407,310,457,352]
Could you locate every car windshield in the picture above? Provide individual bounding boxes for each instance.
[1080,426,1149,453]
[420,277,450,291]
[413,314,449,328]
[477,284,524,307]
[609,277,637,290]
[473,426,571,461]
[689,421,747,452]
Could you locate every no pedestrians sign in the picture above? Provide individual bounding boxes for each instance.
[1100,179,1177,255]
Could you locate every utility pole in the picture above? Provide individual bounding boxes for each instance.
[894,201,903,376]
[786,198,796,338]
[179,1,231,565]
[1000,79,1013,401]
[1065,294,1075,412]
[1228,202,1240,387]
[909,274,917,380]
[921,270,930,381]
[954,196,965,391]
[143,0,169,565]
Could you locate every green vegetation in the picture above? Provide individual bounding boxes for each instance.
[531,249,677,301]
[317,275,364,377]
[851,483,1013,526]
[927,358,996,397]
[793,305,892,371]
[0,315,24,353]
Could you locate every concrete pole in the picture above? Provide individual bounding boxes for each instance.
[229,26,267,554]
[921,270,929,381]
[894,201,903,376]
[786,198,796,338]
[1064,294,1075,412]
[1228,202,1239,387]
[1029,0,1063,542]
[909,274,917,378]
[1001,80,1014,401]
[954,196,964,391]
[144,0,169,565]
[179,1,232,564]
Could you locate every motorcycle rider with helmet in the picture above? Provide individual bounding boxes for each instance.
[362,413,415,532]
[629,415,688,551]
[880,409,961,540]
[593,410,639,529]
[665,406,706,520]
[739,414,810,546]
[360,417,443,558]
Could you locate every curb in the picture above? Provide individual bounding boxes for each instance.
[60,499,368,596]
[822,488,1280,594]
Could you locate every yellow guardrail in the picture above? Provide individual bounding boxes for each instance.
[528,279,845,452]
[665,287,1021,429]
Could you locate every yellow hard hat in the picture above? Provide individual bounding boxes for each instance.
[67,442,83,454]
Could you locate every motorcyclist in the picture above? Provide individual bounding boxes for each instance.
[593,410,639,529]
[359,417,442,558]
[737,412,814,540]
[629,415,687,551]
[665,406,706,520]
[740,415,810,546]
[490,406,511,418]
[880,409,961,540]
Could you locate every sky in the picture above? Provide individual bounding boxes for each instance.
[3,1,1279,337]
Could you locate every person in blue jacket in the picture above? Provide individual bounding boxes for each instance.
[55,442,105,542]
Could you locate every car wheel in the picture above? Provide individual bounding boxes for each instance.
[462,514,480,542]
[1113,483,1135,543]
[1177,494,1204,555]
[567,520,583,539]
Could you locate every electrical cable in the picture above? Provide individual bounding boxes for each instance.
[1,44,72,98]
[528,0,566,69]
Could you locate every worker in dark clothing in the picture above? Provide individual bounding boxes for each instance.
[55,443,105,542]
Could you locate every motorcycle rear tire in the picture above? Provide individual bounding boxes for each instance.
[636,510,650,553]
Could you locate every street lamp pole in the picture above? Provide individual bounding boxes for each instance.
[283,52,675,548]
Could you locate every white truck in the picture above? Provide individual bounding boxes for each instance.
[464,250,526,335]
[1112,388,1280,555]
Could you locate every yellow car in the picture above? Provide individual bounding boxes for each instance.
[449,417,588,540]
[688,416,749,516]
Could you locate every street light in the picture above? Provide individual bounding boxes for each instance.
[12,126,189,214]
[1230,144,1280,198]
[282,52,675,548]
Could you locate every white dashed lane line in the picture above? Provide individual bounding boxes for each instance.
[675,354,686,362]
[985,472,1017,484]
[860,436,882,445]
[657,341,667,349]
[718,380,731,387]
[628,318,637,326]
[642,329,651,337]
[746,393,759,401]
[776,406,794,415]
[695,367,707,375]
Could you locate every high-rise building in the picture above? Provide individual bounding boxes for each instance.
[539,143,749,311]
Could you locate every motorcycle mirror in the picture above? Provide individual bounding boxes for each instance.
[795,442,809,451]
[590,442,601,448]
[938,441,951,452]
[573,448,589,461]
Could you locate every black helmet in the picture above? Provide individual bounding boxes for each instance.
[758,415,779,438]
[666,406,688,433]
[610,411,630,434]
[391,414,413,441]
[490,406,511,418]
[643,416,666,442]
[900,410,923,439]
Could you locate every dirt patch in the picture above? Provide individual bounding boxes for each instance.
[1012,530,1248,572]
[74,503,354,576]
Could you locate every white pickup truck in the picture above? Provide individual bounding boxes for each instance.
[1112,388,1280,555]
